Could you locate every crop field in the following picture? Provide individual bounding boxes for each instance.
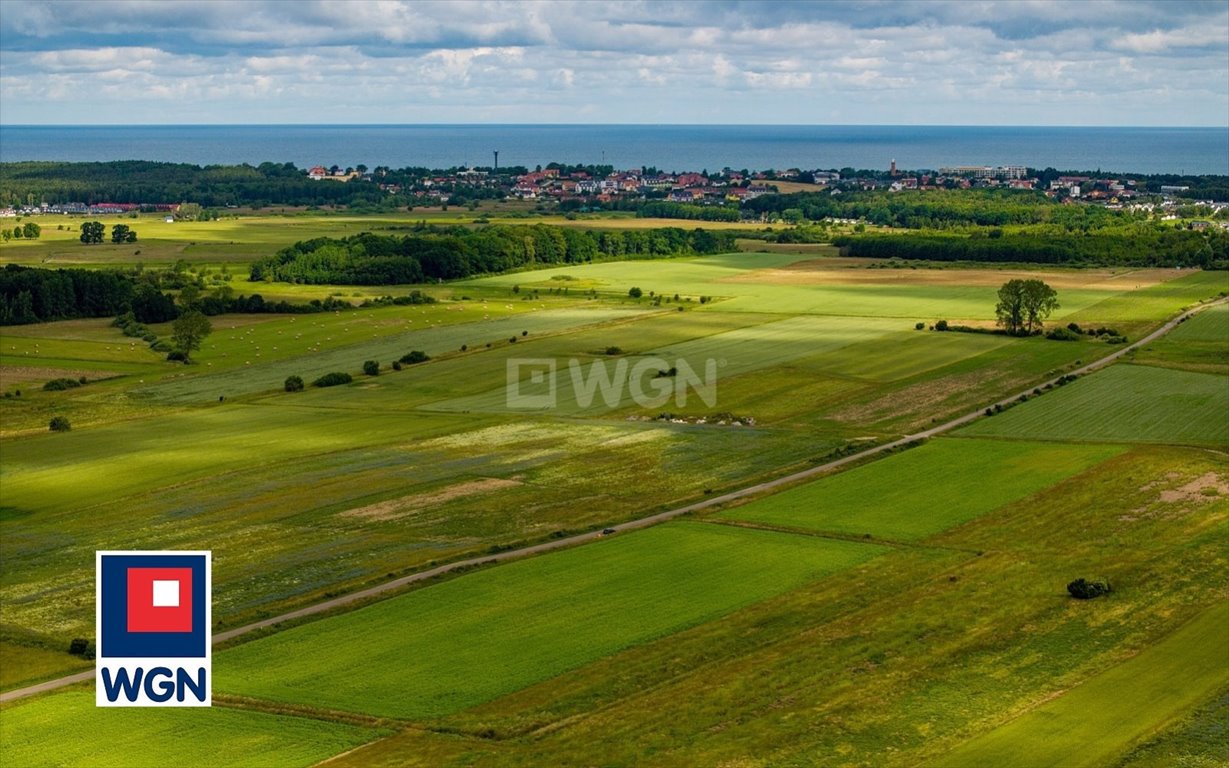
[960,363,1229,446]
[942,601,1229,768]
[719,437,1125,540]
[0,689,384,768]
[215,522,887,719]
[1,210,1226,768]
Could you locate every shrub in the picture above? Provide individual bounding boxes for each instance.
[68,638,90,655]
[628,287,643,298]
[1046,326,1081,341]
[605,346,623,355]
[934,319,949,331]
[1067,578,1111,599]
[1066,322,1083,333]
[460,344,467,352]
[166,350,189,362]
[399,350,430,365]
[915,322,925,330]
[1106,335,1128,344]
[43,378,82,391]
[312,372,353,388]
[363,360,380,376]
[522,330,528,336]
[49,416,71,432]
[151,340,172,352]
[284,375,304,392]
[392,360,403,371]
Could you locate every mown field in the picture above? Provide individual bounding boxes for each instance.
[1,213,1226,767]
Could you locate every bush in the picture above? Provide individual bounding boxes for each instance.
[363,360,380,376]
[460,344,467,352]
[915,322,925,330]
[312,372,353,388]
[1066,322,1082,333]
[1046,326,1081,341]
[1067,578,1111,599]
[284,375,304,392]
[605,346,623,355]
[166,350,188,362]
[399,350,430,365]
[392,360,402,371]
[68,638,90,656]
[628,287,643,299]
[49,416,71,432]
[42,377,82,391]
[934,319,949,331]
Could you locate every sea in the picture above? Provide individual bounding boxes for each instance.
[1,124,1226,176]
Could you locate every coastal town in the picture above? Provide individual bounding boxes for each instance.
[2,160,1225,220]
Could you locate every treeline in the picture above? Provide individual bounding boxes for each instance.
[636,202,741,222]
[0,265,133,324]
[744,189,1125,229]
[0,161,386,208]
[250,225,736,285]
[832,228,1229,268]
[0,264,375,326]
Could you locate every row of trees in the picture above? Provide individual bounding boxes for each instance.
[78,221,137,244]
[832,228,1228,268]
[635,202,741,222]
[0,265,134,324]
[2,222,40,241]
[743,189,1126,229]
[0,161,385,209]
[250,225,736,285]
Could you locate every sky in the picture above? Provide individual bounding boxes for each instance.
[1,0,1227,126]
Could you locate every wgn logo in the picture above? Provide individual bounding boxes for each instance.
[506,357,719,410]
[96,551,211,707]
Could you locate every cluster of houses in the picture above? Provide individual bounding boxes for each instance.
[505,168,775,204]
[0,202,179,218]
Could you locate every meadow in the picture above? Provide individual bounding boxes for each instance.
[719,437,1125,540]
[1,210,1226,767]
[0,689,384,768]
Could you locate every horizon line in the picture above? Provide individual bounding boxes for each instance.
[2,122,1227,130]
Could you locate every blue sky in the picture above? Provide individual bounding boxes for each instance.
[1,0,1227,125]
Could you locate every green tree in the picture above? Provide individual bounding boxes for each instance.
[284,375,304,392]
[170,310,212,361]
[21,222,41,239]
[111,224,137,244]
[996,279,1059,335]
[628,286,643,298]
[80,221,105,244]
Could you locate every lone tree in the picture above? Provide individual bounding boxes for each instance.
[171,310,212,362]
[79,221,105,244]
[996,279,1059,335]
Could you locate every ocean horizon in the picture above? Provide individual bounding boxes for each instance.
[2,124,1226,175]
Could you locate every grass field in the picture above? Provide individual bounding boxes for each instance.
[1131,303,1229,376]
[941,601,1229,768]
[720,438,1125,540]
[960,363,1229,446]
[215,522,886,719]
[0,689,384,768]
[1115,687,1229,768]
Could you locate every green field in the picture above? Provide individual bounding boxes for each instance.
[2,212,1227,767]
[941,601,1229,768]
[215,522,886,719]
[720,438,1125,540]
[960,363,1229,446]
[0,689,384,768]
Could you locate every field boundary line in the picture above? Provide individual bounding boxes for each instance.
[3,295,1223,704]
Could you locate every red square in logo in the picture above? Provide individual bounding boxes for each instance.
[127,567,193,633]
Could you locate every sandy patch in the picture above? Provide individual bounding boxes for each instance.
[1158,472,1229,504]
[340,478,521,522]
[721,262,1181,291]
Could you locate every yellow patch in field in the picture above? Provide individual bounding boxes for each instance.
[722,261,1183,290]
[340,478,522,521]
